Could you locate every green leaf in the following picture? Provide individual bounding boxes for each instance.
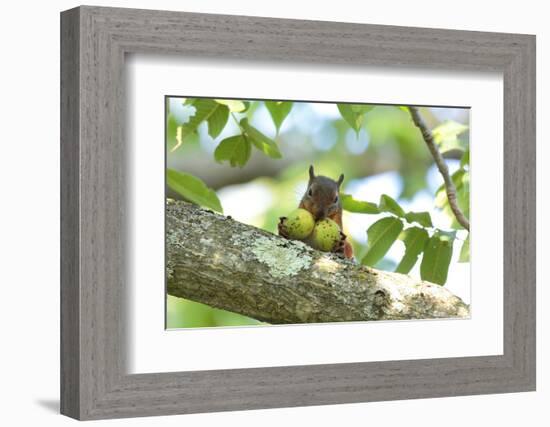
[172,99,227,151]
[459,234,470,262]
[206,104,229,139]
[395,227,429,274]
[432,120,469,154]
[240,118,282,159]
[420,232,455,285]
[175,126,183,151]
[265,101,293,134]
[379,194,406,217]
[460,148,470,168]
[241,101,251,112]
[432,120,468,142]
[361,217,404,266]
[337,103,372,134]
[459,171,470,220]
[351,104,374,114]
[166,169,223,213]
[404,211,433,228]
[166,113,178,151]
[214,99,247,112]
[341,194,380,214]
[214,135,251,168]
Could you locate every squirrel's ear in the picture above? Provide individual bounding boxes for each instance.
[337,174,344,187]
[309,165,315,181]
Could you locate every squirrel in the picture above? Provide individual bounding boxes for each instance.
[278,165,354,259]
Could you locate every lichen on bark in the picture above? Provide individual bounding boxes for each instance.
[166,200,470,324]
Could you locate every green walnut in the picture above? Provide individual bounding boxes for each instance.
[311,218,341,251]
[283,208,315,239]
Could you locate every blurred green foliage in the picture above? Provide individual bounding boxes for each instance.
[167,296,263,328]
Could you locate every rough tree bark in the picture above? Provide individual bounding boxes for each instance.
[167,200,470,324]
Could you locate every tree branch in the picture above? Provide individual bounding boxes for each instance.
[408,106,470,231]
[167,200,469,324]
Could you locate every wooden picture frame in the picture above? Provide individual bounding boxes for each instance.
[60,6,536,420]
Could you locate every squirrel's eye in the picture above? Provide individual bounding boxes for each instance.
[308,188,313,197]
[334,195,339,203]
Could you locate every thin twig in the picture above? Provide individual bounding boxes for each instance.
[408,106,470,231]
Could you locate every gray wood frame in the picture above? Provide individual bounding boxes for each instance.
[60,5,536,420]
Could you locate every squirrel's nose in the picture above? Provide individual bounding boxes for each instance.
[316,208,328,220]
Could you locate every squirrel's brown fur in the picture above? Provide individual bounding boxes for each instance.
[295,166,353,259]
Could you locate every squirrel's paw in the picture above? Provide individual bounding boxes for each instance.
[332,231,347,257]
[278,217,290,239]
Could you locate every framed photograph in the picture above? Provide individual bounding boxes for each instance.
[61,6,536,420]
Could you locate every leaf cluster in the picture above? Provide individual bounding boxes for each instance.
[342,192,468,285]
